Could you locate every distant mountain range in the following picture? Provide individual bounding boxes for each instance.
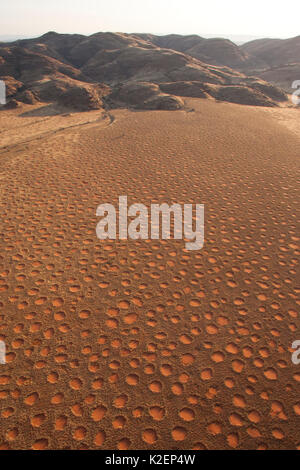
[201,34,263,45]
[0,33,263,45]
[0,31,298,111]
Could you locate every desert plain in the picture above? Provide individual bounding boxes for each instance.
[0,96,299,450]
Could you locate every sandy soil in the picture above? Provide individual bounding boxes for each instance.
[0,99,299,450]
[260,105,300,139]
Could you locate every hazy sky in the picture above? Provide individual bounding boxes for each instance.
[1,0,299,39]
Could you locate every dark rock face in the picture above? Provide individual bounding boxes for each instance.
[0,75,23,97]
[4,98,21,109]
[16,89,38,105]
[0,31,290,111]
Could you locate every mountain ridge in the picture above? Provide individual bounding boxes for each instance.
[0,31,294,111]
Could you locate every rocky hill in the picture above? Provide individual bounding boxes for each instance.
[241,36,300,67]
[240,36,300,91]
[0,31,290,111]
[134,33,263,70]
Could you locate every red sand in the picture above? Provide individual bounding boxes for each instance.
[0,99,299,449]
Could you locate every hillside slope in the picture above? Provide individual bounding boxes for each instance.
[0,32,289,110]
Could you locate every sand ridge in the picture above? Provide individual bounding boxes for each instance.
[0,99,299,450]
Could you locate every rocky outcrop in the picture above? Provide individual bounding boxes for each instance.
[0,75,23,97]
[32,78,110,111]
[108,82,184,110]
